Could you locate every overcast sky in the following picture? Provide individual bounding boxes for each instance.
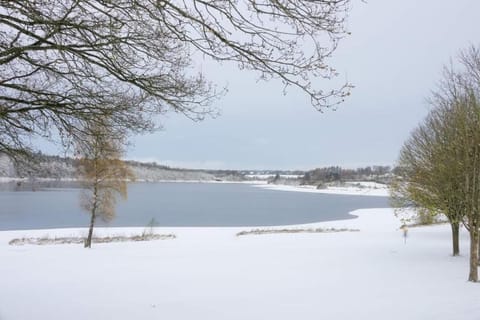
[42,0,480,170]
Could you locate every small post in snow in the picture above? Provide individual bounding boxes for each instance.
[400,224,408,244]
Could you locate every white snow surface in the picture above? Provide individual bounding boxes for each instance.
[257,181,390,196]
[0,207,478,319]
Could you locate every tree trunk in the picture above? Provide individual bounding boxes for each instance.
[451,222,460,256]
[468,229,479,282]
[85,207,96,248]
[478,230,480,266]
[85,182,99,248]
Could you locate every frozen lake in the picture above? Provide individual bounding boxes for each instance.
[0,182,390,230]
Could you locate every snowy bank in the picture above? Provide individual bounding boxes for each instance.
[256,181,390,197]
[0,208,478,320]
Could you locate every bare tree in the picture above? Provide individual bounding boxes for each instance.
[77,125,133,248]
[391,45,480,281]
[391,107,465,256]
[435,46,480,282]
[0,0,351,158]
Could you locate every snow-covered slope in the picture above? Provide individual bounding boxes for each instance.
[257,181,390,196]
[0,154,225,182]
[0,154,15,177]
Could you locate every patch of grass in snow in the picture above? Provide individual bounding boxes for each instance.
[406,220,449,228]
[396,209,449,228]
[236,227,359,237]
[8,233,176,246]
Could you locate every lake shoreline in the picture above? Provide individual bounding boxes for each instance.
[0,182,389,231]
[0,177,389,195]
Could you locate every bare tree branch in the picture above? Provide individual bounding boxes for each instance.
[0,0,351,158]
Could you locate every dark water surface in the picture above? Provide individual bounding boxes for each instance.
[0,182,390,230]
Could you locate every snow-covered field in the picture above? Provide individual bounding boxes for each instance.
[0,187,478,319]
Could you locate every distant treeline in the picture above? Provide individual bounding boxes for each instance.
[0,152,394,185]
[301,166,392,185]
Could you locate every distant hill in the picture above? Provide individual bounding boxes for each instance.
[0,153,246,182]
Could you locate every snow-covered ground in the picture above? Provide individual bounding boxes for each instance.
[244,174,304,179]
[257,181,390,196]
[0,177,22,183]
[0,205,478,319]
